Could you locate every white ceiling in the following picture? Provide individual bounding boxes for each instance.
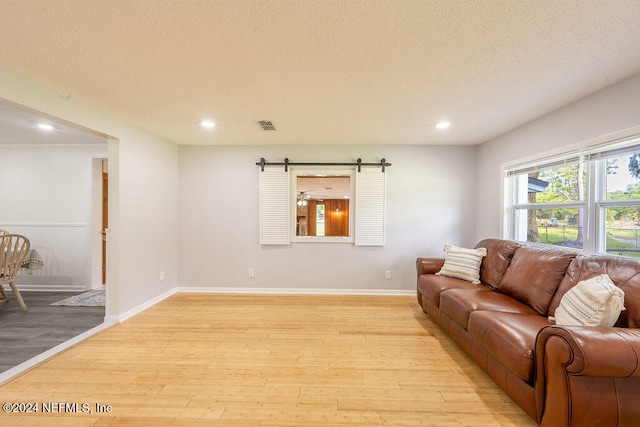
[0,101,107,146]
[298,175,351,200]
[1,0,640,147]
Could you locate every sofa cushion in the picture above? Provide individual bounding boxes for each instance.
[547,255,583,316]
[475,238,521,290]
[499,246,577,315]
[436,244,487,284]
[439,288,537,330]
[417,274,479,308]
[469,311,551,383]
[553,274,625,327]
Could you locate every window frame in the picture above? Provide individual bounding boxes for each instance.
[504,134,640,258]
[259,164,387,246]
[290,167,355,244]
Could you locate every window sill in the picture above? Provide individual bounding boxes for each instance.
[291,236,354,244]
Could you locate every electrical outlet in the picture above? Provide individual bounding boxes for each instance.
[248,269,255,278]
[160,271,165,280]
[385,270,392,279]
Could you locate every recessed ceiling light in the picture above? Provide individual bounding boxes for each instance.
[435,121,451,130]
[200,119,216,129]
[37,123,54,131]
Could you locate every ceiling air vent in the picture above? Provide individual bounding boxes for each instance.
[257,120,276,131]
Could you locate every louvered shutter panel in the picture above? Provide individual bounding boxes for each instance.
[259,168,290,245]
[355,169,386,246]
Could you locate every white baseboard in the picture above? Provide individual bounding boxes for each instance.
[177,286,415,296]
[117,287,177,322]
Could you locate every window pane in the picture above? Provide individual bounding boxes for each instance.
[515,207,584,249]
[296,175,350,237]
[529,159,586,204]
[316,204,325,236]
[605,154,640,201]
[604,206,640,258]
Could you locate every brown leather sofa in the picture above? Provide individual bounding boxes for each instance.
[416,238,640,426]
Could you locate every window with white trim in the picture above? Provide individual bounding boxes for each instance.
[292,169,354,243]
[505,135,640,258]
[259,166,386,246]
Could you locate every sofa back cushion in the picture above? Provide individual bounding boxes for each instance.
[498,245,577,315]
[547,255,583,316]
[475,238,521,290]
[550,255,640,327]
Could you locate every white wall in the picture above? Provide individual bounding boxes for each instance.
[5,62,638,309]
[0,146,107,290]
[475,72,640,242]
[178,144,476,293]
[0,67,179,318]
[0,65,474,313]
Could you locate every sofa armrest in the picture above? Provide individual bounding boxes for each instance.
[416,257,445,276]
[535,325,640,426]
[537,325,640,378]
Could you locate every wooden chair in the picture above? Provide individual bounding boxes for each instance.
[0,233,31,311]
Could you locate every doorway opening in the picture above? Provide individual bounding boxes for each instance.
[102,159,108,285]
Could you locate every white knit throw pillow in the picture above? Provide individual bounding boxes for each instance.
[552,274,625,327]
[436,244,487,284]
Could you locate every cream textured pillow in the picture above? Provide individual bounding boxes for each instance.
[551,274,625,327]
[436,244,487,284]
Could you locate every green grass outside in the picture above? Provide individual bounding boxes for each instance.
[536,225,640,258]
[607,228,640,240]
[537,225,579,244]
[605,235,640,258]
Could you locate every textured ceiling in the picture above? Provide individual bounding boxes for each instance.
[1,0,640,146]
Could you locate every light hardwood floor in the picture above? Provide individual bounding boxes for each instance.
[0,294,536,426]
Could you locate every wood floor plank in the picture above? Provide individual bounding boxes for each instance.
[0,294,536,426]
[0,291,105,373]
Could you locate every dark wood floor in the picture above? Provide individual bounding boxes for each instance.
[0,290,104,373]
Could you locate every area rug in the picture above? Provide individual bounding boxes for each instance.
[51,289,105,307]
